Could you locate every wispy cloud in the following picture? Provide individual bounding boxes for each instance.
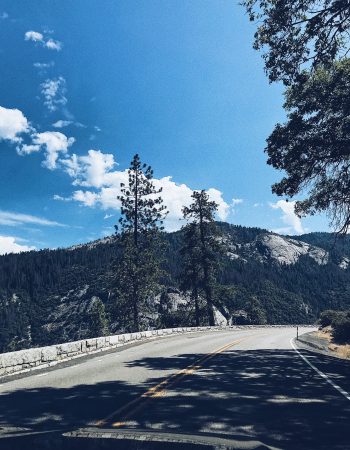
[45,39,62,51]
[0,12,9,20]
[52,120,86,129]
[0,210,65,227]
[32,131,75,170]
[52,120,72,128]
[41,77,67,112]
[25,30,62,51]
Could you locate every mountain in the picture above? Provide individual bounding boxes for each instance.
[1,223,350,352]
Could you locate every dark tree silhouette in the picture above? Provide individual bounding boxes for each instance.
[116,154,168,331]
[182,190,222,326]
[243,0,350,85]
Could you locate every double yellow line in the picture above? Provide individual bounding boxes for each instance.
[95,335,252,428]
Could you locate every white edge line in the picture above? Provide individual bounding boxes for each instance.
[290,337,350,401]
[35,372,49,378]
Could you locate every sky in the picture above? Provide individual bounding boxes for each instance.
[0,0,330,254]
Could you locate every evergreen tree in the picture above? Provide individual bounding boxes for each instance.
[180,223,202,326]
[115,154,167,331]
[245,296,267,325]
[243,0,350,85]
[88,297,109,337]
[182,190,222,326]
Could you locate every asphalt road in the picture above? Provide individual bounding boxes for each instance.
[0,327,350,449]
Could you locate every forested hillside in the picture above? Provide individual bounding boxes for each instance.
[1,223,350,352]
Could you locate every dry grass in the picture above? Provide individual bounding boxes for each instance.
[315,326,350,359]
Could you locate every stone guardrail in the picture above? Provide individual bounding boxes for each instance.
[0,324,315,378]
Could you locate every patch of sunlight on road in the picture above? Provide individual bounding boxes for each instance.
[268,395,326,404]
[237,371,263,379]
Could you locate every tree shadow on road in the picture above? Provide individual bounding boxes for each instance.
[0,349,349,449]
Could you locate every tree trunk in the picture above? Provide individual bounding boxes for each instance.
[203,265,215,326]
[199,209,215,326]
[133,284,139,332]
[192,283,200,327]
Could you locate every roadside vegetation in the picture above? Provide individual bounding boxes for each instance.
[319,310,350,343]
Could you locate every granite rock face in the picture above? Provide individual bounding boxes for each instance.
[255,234,329,266]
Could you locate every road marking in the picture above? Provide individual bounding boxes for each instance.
[36,372,49,378]
[95,333,257,428]
[290,338,350,402]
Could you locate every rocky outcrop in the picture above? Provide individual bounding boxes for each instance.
[251,234,328,266]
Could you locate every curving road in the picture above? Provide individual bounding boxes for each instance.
[0,327,350,449]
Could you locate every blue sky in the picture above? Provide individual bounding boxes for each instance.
[0,0,329,254]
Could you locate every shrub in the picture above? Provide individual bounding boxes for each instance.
[319,310,342,328]
[332,312,350,343]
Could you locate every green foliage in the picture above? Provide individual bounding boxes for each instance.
[319,309,343,328]
[87,297,109,338]
[115,154,168,331]
[182,190,223,326]
[243,0,350,85]
[331,311,350,342]
[266,60,350,233]
[317,308,350,342]
[243,1,350,233]
[245,296,267,325]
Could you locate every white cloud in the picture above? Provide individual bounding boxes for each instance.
[17,144,41,155]
[63,149,117,188]
[45,38,62,51]
[25,30,62,51]
[230,197,243,215]
[270,200,304,235]
[52,120,73,128]
[207,188,230,221]
[25,30,44,42]
[72,190,100,207]
[33,61,55,69]
[0,106,30,143]
[104,213,114,219]
[53,194,71,202]
[60,149,230,231]
[52,120,86,129]
[0,236,36,255]
[32,131,75,169]
[0,105,76,171]
[41,77,67,112]
[0,12,9,20]
[0,210,64,227]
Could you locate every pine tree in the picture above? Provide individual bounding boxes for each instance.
[180,223,202,326]
[182,190,222,326]
[88,297,109,337]
[115,154,167,331]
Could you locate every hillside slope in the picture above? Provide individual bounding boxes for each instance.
[1,223,350,352]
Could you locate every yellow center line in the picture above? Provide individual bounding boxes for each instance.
[95,332,262,428]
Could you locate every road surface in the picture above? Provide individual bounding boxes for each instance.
[0,327,350,449]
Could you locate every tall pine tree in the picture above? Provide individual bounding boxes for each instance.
[180,222,202,326]
[115,154,167,331]
[182,190,222,326]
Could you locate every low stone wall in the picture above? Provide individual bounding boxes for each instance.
[0,324,314,378]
